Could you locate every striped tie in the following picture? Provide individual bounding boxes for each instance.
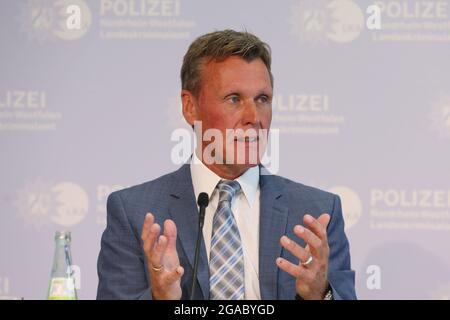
[209,180,244,300]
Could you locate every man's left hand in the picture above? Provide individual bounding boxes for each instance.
[277,213,331,300]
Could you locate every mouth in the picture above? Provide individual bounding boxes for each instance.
[234,136,259,143]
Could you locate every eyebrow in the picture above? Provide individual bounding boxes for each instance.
[255,90,272,97]
[223,89,272,98]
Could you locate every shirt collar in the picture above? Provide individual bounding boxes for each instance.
[190,152,259,208]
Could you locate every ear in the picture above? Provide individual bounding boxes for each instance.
[181,90,198,126]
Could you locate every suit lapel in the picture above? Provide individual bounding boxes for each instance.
[258,171,289,300]
[167,164,209,299]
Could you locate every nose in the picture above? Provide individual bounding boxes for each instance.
[242,99,258,126]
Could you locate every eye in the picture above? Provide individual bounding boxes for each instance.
[227,95,240,104]
[257,95,270,104]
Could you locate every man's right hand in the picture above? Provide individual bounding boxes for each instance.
[141,213,184,300]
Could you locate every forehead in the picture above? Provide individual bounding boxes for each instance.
[200,56,272,93]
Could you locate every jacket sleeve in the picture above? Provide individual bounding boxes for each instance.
[327,195,357,300]
[96,191,152,300]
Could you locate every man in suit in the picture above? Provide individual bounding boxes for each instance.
[97,29,356,300]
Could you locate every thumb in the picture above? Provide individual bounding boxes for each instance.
[163,265,184,285]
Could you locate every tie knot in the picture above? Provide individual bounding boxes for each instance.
[217,180,241,205]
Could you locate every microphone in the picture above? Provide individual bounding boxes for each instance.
[197,192,209,229]
[190,192,209,300]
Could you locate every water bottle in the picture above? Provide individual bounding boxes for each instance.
[47,231,77,300]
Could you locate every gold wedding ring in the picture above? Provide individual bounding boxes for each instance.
[151,265,164,272]
[301,255,313,266]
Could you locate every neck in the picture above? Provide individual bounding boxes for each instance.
[194,149,255,180]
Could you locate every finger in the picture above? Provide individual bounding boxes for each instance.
[163,219,178,250]
[303,214,328,241]
[141,213,155,242]
[317,213,331,230]
[162,265,184,286]
[276,257,310,280]
[280,236,310,263]
[143,223,161,254]
[293,225,322,257]
[151,235,168,268]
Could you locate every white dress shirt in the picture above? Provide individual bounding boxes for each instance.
[190,152,261,299]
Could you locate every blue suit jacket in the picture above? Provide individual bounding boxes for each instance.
[97,164,356,300]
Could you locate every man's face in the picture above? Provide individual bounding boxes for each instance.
[184,55,273,177]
